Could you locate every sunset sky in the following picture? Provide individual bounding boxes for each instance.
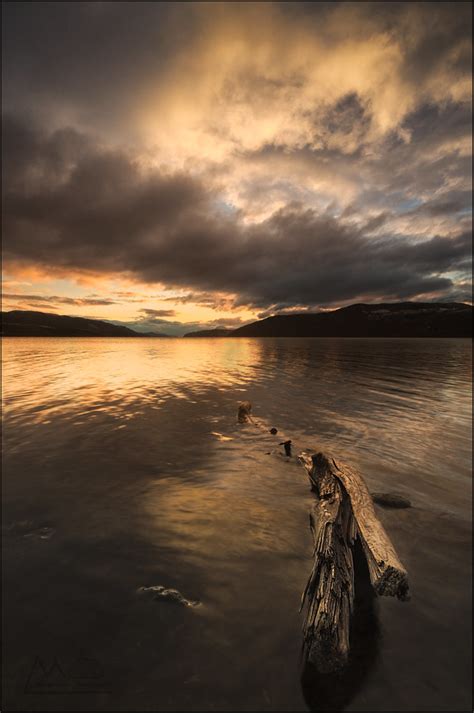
[2,1,472,334]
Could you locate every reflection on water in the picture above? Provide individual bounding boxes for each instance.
[2,337,472,712]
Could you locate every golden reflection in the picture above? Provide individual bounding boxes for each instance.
[140,434,309,564]
[1,337,266,420]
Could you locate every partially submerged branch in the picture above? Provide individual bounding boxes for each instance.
[237,401,410,672]
[300,470,357,671]
[237,401,253,423]
[302,453,409,601]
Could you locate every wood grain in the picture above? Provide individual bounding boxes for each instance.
[306,453,410,601]
[299,453,357,671]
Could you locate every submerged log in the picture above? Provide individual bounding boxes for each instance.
[237,401,253,423]
[237,403,410,672]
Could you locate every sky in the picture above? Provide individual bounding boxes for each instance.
[2,1,472,335]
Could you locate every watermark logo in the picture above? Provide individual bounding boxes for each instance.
[25,655,109,694]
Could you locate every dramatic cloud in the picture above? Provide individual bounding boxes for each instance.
[2,2,472,326]
[140,308,176,318]
[2,293,116,308]
[2,112,472,311]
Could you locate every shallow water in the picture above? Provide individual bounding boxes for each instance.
[2,337,472,711]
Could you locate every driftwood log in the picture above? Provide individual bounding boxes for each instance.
[299,453,357,672]
[237,401,409,673]
[301,453,409,601]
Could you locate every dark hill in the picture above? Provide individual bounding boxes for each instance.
[183,328,233,338]
[1,310,169,337]
[231,302,472,338]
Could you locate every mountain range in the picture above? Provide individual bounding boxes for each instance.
[185,302,472,338]
[230,302,472,338]
[1,310,168,337]
[1,302,472,338]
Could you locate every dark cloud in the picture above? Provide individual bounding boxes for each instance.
[161,292,236,310]
[1,1,186,130]
[395,2,472,85]
[2,2,472,314]
[3,115,471,310]
[2,292,116,307]
[140,308,176,318]
[3,2,471,130]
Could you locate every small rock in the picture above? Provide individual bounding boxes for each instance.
[184,674,201,685]
[269,428,278,435]
[5,521,55,539]
[138,585,200,607]
[24,526,56,540]
[5,520,34,534]
[372,492,411,509]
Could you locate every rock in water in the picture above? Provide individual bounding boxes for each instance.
[23,526,56,539]
[138,585,200,607]
[4,521,56,540]
[371,492,411,509]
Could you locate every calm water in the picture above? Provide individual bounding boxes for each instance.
[2,337,472,712]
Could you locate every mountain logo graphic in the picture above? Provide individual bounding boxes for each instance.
[25,657,70,693]
[24,656,108,694]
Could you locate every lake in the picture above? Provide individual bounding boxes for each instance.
[2,337,472,711]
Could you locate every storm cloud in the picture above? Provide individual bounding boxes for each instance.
[3,114,471,309]
[2,293,116,308]
[2,2,472,324]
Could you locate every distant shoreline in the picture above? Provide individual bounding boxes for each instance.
[2,302,472,339]
[2,334,472,340]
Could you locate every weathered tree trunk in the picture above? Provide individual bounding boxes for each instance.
[299,454,357,672]
[237,402,410,673]
[304,453,409,601]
